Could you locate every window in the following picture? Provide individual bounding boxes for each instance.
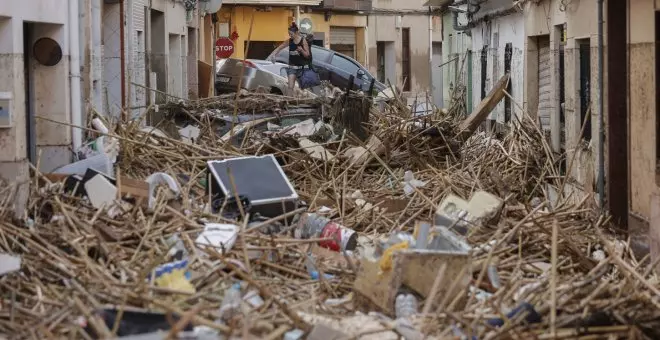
[330,55,360,76]
[311,47,331,62]
[377,42,385,83]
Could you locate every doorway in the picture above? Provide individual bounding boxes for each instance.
[150,9,166,103]
[504,42,513,123]
[377,41,385,83]
[23,22,35,164]
[187,27,198,99]
[431,42,443,108]
[606,0,627,226]
[577,39,591,141]
[402,28,411,91]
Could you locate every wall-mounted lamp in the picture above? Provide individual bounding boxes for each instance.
[324,12,332,21]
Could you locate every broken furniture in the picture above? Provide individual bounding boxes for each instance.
[353,228,472,317]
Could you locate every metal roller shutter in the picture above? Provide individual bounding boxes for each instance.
[330,27,356,45]
[538,39,552,130]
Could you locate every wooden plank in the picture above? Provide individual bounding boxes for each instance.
[457,73,510,141]
[43,173,149,207]
[198,60,212,98]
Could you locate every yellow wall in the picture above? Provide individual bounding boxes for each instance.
[217,7,293,59]
[300,13,368,65]
[216,7,368,65]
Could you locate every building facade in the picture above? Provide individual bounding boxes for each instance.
[213,1,368,64]
[100,0,200,120]
[0,0,84,214]
[366,0,443,99]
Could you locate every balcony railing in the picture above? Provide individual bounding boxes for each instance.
[319,0,372,12]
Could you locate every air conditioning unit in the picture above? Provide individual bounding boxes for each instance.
[395,15,402,29]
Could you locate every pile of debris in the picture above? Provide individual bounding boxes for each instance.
[1,80,660,339]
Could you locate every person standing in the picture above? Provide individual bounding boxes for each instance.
[270,22,310,96]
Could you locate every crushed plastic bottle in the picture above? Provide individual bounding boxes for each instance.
[218,283,242,323]
[296,213,357,252]
[395,293,418,318]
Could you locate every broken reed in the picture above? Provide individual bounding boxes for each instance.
[0,90,658,339]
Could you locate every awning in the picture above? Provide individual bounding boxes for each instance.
[222,0,322,6]
[422,0,453,7]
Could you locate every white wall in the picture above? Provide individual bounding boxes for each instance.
[0,0,74,216]
[100,0,196,118]
[470,12,525,123]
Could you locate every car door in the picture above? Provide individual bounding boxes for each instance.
[328,54,366,91]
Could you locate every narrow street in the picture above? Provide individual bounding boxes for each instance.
[0,0,659,339]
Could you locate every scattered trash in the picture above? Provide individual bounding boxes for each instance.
[395,293,418,318]
[146,172,180,209]
[243,290,265,308]
[307,324,349,340]
[297,213,358,252]
[206,155,299,218]
[401,170,427,196]
[305,254,335,280]
[84,174,118,209]
[298,138,336,161]
[434,190,504,235]
[195,223,239,254]
[55,136,118,177]
[179,124,201,144]
[218,283,242,324]
[166,234,188,260]
[83,308,193,338]
[152,259,195,293]
[283,329,305,340]
[486,302,541,327]
[0,253,21,276]
[592,249,606,261]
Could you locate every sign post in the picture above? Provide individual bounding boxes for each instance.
[300,18,313,34]
[215,37,235,59]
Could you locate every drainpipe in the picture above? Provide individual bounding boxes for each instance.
[597,0,605,210]
[91,0,102,114]
[69,0,83,152]
[429,7,433,92]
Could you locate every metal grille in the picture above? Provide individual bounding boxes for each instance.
[329,27,356,45]
[538,37,551,130]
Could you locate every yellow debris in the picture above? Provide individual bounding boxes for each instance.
[378,241,409,273]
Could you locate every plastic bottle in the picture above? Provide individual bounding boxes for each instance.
[395,294,418,319]
[297,213,358,252]
[218,283,242,323]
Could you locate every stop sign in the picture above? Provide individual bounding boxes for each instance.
[215,37,235,59]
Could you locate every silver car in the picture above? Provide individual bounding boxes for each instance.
[215,58,296,95]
